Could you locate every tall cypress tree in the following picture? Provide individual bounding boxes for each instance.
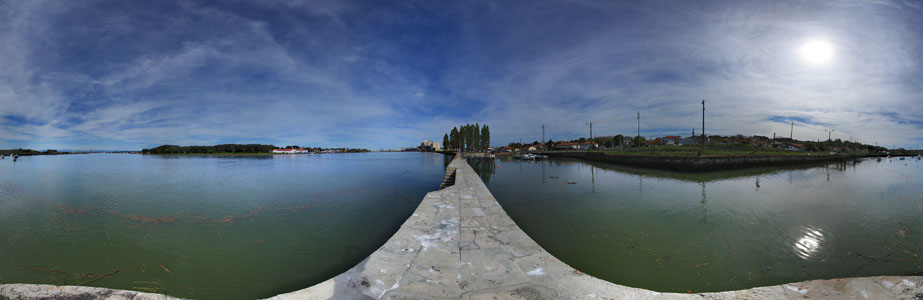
[481,125,490,150]
[442,133,449,151]
[451,127,459,150]
[474,123,480,151]
[468,124,474,150]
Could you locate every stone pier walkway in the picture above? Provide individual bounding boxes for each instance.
[2,154,921,299]
[269,155,923,300]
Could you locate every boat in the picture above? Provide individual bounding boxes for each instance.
[876,157,881,162]
[900,157,905,160]
[521,154,536,160]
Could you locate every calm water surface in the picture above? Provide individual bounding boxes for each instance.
[471,156,923,293]
[0,152,448,299]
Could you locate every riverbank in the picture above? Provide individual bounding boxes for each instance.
[546,150,868,172]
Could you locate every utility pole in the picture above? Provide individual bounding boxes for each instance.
[790,121,794,140]
[586,122,594,140]
[701,100,706,148]
[541,124,545,146]
[701,100,706,138]
[825,129,835,141]
[637,112,641,138]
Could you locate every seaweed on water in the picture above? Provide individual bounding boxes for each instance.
[52,204,92,216]
[25,266,119,286]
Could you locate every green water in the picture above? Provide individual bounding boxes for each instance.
[472,156,923,293]
[0,152,449,299]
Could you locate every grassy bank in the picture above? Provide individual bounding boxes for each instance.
[547,146,872,172]
[599,145,872,157]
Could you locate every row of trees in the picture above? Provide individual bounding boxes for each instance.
[142,144,277,154]
[142,144,371,154]
[443,123,490,151]
[514,135,638,150]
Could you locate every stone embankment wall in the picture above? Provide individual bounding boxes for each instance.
[550,151,862,171]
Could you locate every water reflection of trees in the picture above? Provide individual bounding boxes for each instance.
[466,158,495,185]
[552,157,863,183]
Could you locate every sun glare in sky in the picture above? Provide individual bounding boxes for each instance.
[800,40,834,65]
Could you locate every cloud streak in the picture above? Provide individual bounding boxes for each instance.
[0,0,920,150]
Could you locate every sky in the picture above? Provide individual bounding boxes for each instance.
[1,0,922,151]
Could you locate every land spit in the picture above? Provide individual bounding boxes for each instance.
[547,151,867,172]
[2,154,921,299]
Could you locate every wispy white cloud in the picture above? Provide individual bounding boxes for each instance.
[0,0,920,150]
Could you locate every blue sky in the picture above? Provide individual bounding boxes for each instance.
[1,0,921,150]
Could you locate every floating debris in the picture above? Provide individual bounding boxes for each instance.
[53,204,91,216]
[897,223,910,238]
[77,269,118,286]
[26,266,68,274]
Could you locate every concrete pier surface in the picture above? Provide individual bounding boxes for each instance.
[269,154,923,299]
[2,154,921,299]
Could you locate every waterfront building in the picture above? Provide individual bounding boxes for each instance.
[272,148,311,154]
[420,140,441,151]
[556,142,579,150]
[578,142,597,150]
[662,136,682,145]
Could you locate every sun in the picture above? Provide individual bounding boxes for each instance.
[799,40,834,65]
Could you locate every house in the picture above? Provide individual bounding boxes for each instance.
[680,136,708,145]
[662,136,681,145]
[420,140,440,151]
[556,142,578,150]
[500,146,513,152]
[273,148,310,154]
[578,142,597,150]
[527,145,543,151]
[784,143,804,151]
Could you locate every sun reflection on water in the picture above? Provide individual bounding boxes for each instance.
[794,227,825,259]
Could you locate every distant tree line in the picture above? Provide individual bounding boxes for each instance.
[143,144,277,154]
[142,144,371,154]
[0,148,42,155]
[443,123,489,151]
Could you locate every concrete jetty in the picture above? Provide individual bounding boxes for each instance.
[2,154,921,299]
[269,154,923,299]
